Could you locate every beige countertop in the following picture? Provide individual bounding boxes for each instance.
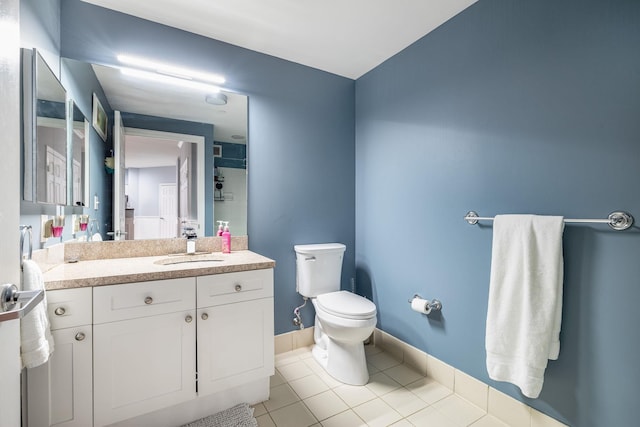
[43,250,275,290]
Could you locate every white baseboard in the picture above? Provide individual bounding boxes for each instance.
[275,327,315,354]
[370,328,567,427]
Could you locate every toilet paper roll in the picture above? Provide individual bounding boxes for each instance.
[411,297,432,315]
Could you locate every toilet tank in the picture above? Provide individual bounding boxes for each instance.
[294,243,346,297]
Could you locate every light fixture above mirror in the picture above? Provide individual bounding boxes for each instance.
[116,54,226,93]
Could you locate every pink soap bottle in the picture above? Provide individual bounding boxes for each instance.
[221,221,231,254]
[216,221,224,236]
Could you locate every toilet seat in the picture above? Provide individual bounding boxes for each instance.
[316,291,376,320]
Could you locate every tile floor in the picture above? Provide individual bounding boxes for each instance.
[253,345,511,427]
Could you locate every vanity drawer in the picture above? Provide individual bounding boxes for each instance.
[47,287,92,330]
[93,278,196,324]
[197,269,273,308]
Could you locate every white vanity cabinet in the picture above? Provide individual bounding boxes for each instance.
[92,277,196,427]
[196,269,274,396]
[27,287,93,427]
[34,264,274,427]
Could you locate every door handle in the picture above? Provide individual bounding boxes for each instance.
[0,284,44,323]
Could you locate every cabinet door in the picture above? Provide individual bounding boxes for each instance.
[50,327,93,427]
[197,298,274,396]
[27,327,93,427]
[93,310,196,427]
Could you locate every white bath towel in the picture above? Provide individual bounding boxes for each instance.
[20,260,55,369]
[485,215,564,398]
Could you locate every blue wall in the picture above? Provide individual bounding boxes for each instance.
[355,1,640,426]
[60,0,356,335]
[20,0,60,76]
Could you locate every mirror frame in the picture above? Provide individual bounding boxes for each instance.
[22,48,36,202]
[68,99,90,208]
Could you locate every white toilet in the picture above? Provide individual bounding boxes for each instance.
[294,243,377,385]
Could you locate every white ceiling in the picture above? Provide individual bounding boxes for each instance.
[81,0,477,79]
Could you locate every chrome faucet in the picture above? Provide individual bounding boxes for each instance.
[183,225,197,254]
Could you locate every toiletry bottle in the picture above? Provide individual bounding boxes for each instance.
[217,221,224,236]
[222,222,231,254]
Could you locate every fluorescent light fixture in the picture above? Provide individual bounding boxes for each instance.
[120,67,221,93]
[117,54,225,84]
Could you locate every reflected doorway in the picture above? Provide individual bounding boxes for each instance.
[123,128,205,240]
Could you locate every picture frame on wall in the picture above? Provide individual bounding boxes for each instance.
[213,144,222,158]
[92,93,108,141]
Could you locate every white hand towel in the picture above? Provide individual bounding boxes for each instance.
[485,215,564,398]
[20,260,55,369]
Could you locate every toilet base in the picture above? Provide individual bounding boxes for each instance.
[312,339,369,386]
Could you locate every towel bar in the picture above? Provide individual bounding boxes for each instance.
[464,211,634,231]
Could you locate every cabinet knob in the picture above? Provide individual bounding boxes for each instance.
[234,284,242,292]
[201,313,208,320]
[185,315,193,323]
[75,332,85,341]
[144,296,153,305]
[54,306,66,316]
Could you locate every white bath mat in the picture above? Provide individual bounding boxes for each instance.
[180,403,257,427]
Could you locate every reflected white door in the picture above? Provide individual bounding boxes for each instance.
[0,0,23,423]
[159,184,178,238]
[46,146,66,204]
[112,111,126,240]
[179,157,189,221]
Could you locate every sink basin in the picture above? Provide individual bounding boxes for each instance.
[154,253,224,265]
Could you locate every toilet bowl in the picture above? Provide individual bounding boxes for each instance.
[294,243,378,385]
[311,291,377,385]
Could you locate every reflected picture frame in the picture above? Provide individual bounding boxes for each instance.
[92,93,108,141]
[213,144,222,158]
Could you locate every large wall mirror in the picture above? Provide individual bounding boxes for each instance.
[62,59,248,239]
[23,49,69,205]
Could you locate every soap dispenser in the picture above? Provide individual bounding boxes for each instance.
[216,220,224,236]
[221,221,231,254]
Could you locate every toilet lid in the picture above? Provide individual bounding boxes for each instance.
[316,291,376,320]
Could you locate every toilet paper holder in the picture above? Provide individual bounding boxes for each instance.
[408,294,442,314]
